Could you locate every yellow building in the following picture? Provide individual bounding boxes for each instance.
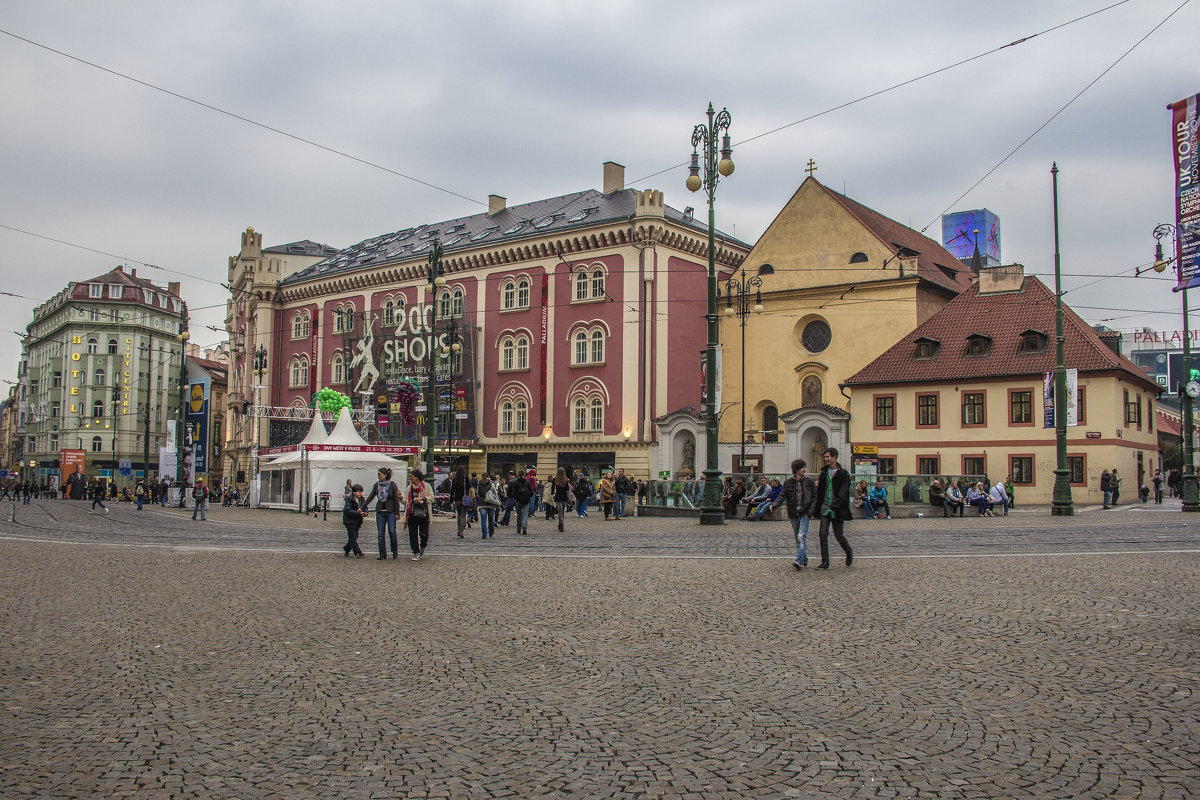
[844,264,1162,505]
[707,176,973,475]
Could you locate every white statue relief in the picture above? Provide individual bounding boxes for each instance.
[351,312,379,393]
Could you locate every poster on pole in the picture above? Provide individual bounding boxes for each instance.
[1169,93,1200,289]
[1043,369,1079,427]
[159,447,177,478]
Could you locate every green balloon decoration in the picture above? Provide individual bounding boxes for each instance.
[313,387,352,414]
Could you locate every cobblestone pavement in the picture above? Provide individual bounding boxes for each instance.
[1,500,1198,798]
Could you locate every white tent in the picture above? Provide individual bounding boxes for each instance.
[259,408,407,510]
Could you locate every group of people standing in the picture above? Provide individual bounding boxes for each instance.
[341,466,433,561]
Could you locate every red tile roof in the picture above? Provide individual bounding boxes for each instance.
[845,274,1161,392]
[822,184,976,295]
[1157,411,1182,437]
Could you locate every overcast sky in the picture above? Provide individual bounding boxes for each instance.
[1,0,1196,383]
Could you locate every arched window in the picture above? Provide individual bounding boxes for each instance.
[292,313,303,339]
[515,399,527,433]
[516,278,530,308]
[331,353,344,384]
[575,271,589,301]
[290,357,309,388]
[515,335,529,369]
[438,291,452,319]
[590,397,603,432]
[573,398,588,432]
[574,330,589,364]
[382,299,396,328]
[502,280,516,310]
[91,436,103,452]
[590,330,604,364]
[92,399,104,418]
[107,338,118,354]
[501,400,514,433]
[500,337,515,371]
[590,269,604,299]
[451,288,464,318]
[87,338,98,354]
[94,369,105,386]
[762,404,779,443]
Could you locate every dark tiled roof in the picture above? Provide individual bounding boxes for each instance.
[77,266,176,297]
[844,274,1161,392]
[821,183,976,295]
[285,188,745,285]
[264,240,340,257]
[653,405,703,423]
[780,403,850,419]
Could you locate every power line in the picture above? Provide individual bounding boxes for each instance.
[920,0,1191,231]
[0,28,485,209]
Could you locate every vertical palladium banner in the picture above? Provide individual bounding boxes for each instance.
[1170,93,1200,289]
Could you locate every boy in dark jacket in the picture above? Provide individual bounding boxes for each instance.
[342,484,367,557]
[782,459,817,569]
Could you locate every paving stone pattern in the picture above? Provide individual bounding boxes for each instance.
[0,502,1198,798]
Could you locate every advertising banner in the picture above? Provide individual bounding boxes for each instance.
[60,449,86,485]
[185,378,209,476]
[1170,93,1200,289]
[160,447,177,478]
[1043,369,1079,428]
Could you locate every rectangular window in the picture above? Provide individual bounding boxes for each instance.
[1123,390,1133,425]
[917,393,939,427]
[1010,390,1033,425]
[1077,385,1087,424]
[1011,456,1034,484]
[874,395,895,429]
[52,371,62,388]
[1136,394,1143,429]
[877,457,895,476]
[961,392,985,426]
[108,284,123,299]
[1067,455,1085,485]
[917,456,940,475]
[963,456,985,477]
[89,284,103,298]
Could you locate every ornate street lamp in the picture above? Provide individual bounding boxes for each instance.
[723,265,764,476]
[1150,223,1199,512]
[425,240,445,479]
[687,102,734,525]
[1049,164,1074,515]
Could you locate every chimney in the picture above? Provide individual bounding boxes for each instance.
[977,263,1025,295]
[168,281,180,297]
[488,195,507,216]
[603,161,625,194]
[131,268,137,278]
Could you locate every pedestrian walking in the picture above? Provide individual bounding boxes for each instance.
[813,447,853,570]
[1110,468,1122,506]
[341,483,366,557]
[552,467,571,532]
[449,466,474,539]
[89,481,109,514]
[782,458,816,570]
[191,478,209,521]
[506,469,534,535]
[614,468,633,520]
[1153,469,1164,504]
[403,469,433,560]
[477,473,501,539]
[1100,469,1112,509]
[363,467,402,560]
[599,472,616,520]
[574,473,592,517]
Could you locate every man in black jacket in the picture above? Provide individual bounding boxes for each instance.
[813,447,853,570]
[614,469,634,520]
[507,470,534,535]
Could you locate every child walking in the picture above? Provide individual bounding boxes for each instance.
[342,484,366,558]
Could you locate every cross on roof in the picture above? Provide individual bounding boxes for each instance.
[805,159,817,177]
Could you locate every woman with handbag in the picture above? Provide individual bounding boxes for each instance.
[449,466,474,539]
[551,467,572,532]
[363,467,403,559]
[404,469,434,560]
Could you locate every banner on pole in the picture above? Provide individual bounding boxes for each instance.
[1169,93,1200,289]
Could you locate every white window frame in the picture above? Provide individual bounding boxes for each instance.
[89,284,103,298]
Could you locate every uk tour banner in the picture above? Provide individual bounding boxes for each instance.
[1170,94,1200,289]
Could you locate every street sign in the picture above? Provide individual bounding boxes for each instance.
[118,459,132,477]
[1085,431,1102,439]
[852,445,878,455]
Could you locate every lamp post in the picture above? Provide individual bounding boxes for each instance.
[687,102,735,525]
[1049,164,1074,515]
[176,308,189,507]
[425,240,446,479]
[723,265,763,475]
[1151,223,1199,511]
[251,344,267,506]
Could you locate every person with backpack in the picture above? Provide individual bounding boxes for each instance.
[134,480,146,511]
[507,469,534,535]
[574,473,592,517]
[191,478,209,521]
[363,467,402,560]
[477,473,501,539]
[449,466,474,539]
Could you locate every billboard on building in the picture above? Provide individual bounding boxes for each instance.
[941,209,1001,264]
[60,448,86,484]
[185,378,209,476]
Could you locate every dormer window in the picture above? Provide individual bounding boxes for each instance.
[965,334,992,357]
[914,336,940,360]
[1020,329,1048,354]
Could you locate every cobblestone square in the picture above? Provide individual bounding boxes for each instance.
[1,502,1198,798]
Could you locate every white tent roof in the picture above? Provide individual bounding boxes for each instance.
[262,412,329,466]
[326,407,370,446]
[260,408,403,472]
